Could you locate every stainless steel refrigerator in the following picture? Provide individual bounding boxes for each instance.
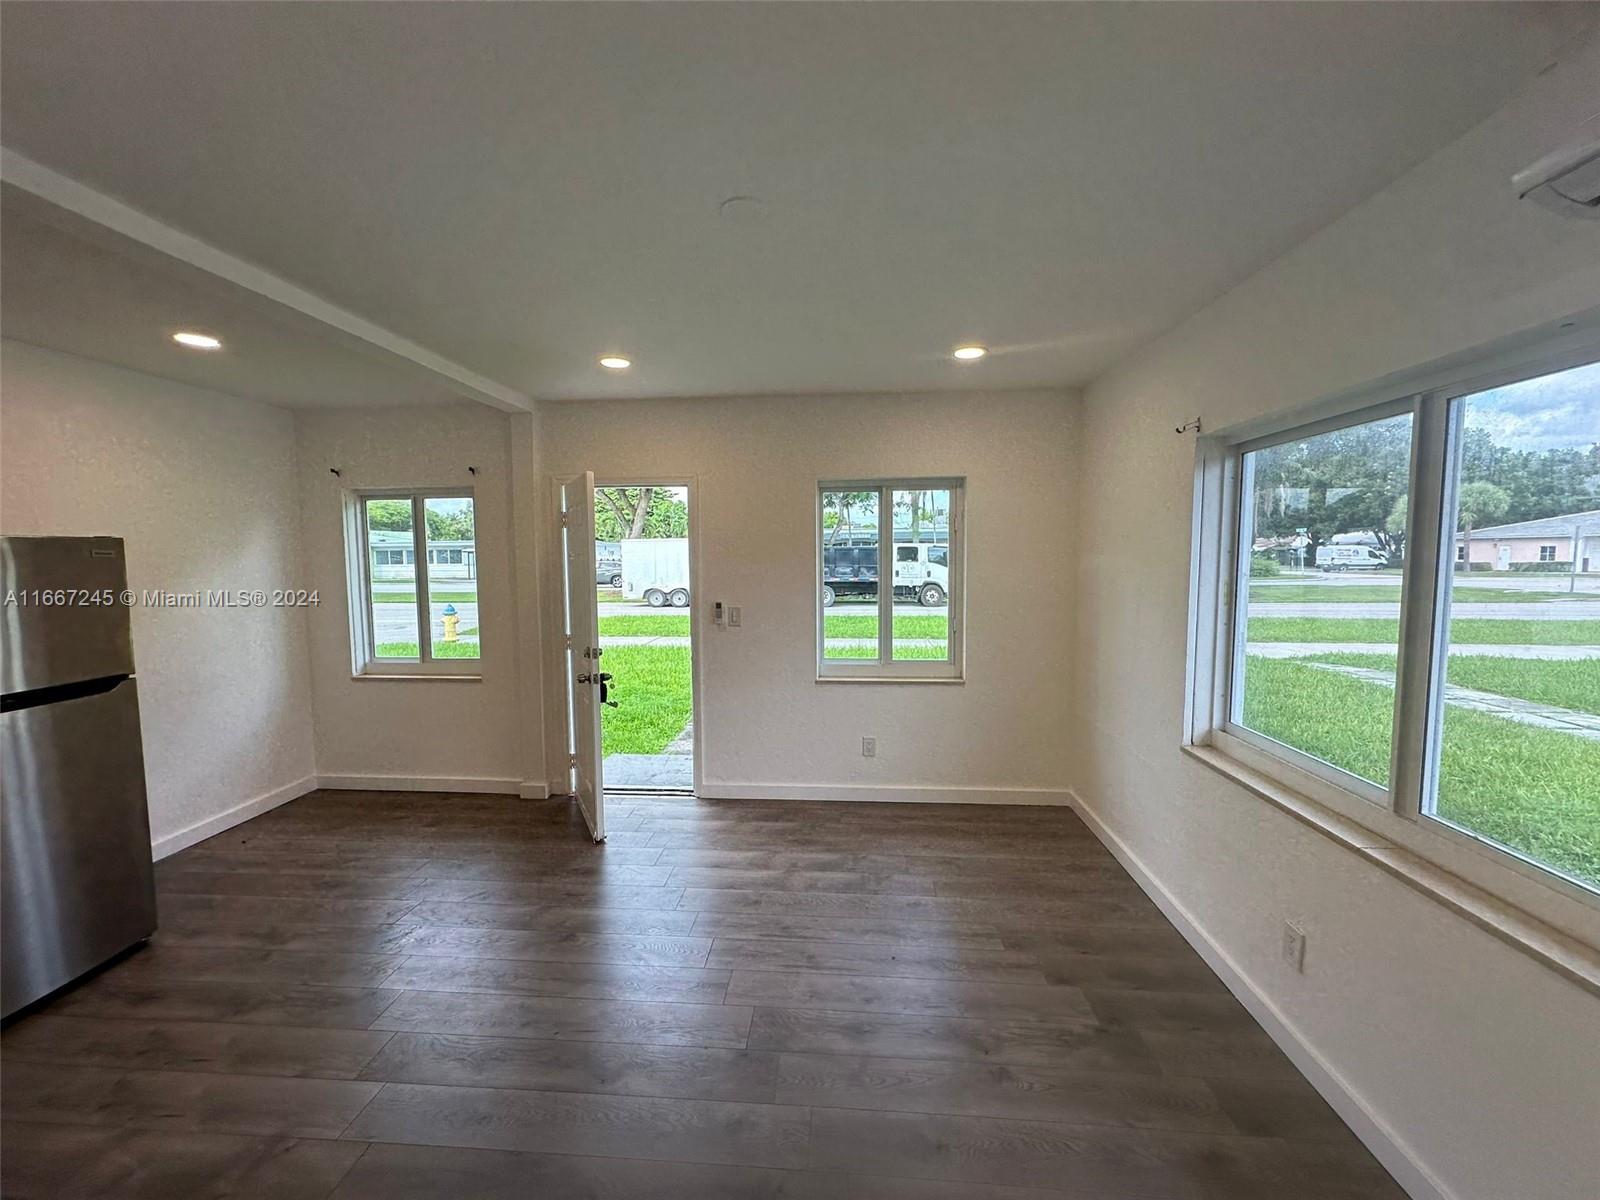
[2,535,156,1018]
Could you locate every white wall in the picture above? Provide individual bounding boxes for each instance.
[0,340,316,852]
[1071,29,1600,1200]
[540,388,1077,803]
[293,404,539,793]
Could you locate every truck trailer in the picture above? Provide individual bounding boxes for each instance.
[620,538,691,606]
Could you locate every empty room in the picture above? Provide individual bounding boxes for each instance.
[1,3,1597,1199]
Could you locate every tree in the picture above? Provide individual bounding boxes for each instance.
[822,491,875,544]
[365,499,412,532]
[594,488,687,541]
[364,500,473,541]
[1455,480,1509,569]
[426,506,475,541]
[1249,418,1412,565]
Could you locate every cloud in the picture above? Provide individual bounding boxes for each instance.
[1466,361,1600,451]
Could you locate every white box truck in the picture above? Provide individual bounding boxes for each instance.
[621,538,691,607]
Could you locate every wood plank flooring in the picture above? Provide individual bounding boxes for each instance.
[1,790,1405,1199]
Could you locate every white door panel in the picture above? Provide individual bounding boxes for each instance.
[561,472,604,841]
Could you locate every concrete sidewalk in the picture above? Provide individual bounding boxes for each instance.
[1301,661,1600,742]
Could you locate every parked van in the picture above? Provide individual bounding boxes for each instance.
[1315,544,1387,571]
[596,540,623,587]
[823,543,949,606]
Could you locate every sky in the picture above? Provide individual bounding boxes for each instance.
[1465,360,1600,452]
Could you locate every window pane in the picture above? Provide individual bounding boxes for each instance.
[1233,410,1415,787]
[424,496,479,661]
[365,497,418,660]
[822,489,879,660]
[1430,362,1600,890]
[892,487,951,661]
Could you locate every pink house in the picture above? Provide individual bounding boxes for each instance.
[1455,508,1600,572]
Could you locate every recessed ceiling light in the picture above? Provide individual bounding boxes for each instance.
[172,331,222,350]
[952,345,987,361]
[598,356,632,370]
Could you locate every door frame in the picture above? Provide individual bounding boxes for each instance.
[550,474,704,799]
[595,475,704,797]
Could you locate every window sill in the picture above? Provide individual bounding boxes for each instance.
[1181,742,1600,999]
[351,672,483,683]
[816,675,965,685]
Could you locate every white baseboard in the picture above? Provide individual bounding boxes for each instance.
[519,780,550,800]
[317,773,523,795]
[696,782,1071,806]
[1068,788,1448,1200]
[150,774,318,860]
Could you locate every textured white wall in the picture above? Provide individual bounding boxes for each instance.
[1072,29,1600,1200]
[293,404,534,791]
[540,388,1078,801]
[0,341,317,850]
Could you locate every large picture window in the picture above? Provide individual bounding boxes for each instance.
[1191,345,1599,902]
[1426,364,1599,889]
[349,490,480,674]
[818,480,963,680]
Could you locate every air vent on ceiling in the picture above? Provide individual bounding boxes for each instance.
[1514,136,1600,219]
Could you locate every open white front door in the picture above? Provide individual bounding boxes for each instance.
[560,472,605,841]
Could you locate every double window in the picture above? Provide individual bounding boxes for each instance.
[1194,349,1599,899]
[348,490,480,674]
[818,480,963,680]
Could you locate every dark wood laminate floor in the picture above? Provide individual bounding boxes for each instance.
[1,790,1406,1199]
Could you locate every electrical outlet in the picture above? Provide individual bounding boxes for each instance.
[1281,921,1307,973]
[729,606,742,627]
[861,736,876,758]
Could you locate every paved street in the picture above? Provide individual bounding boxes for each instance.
[601,635,948,651]
[1249,600,1600,619]
[597,601,948,618]
[1253,572,1600,594]
[373,600,480,645]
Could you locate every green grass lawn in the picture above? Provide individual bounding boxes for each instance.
[601,615,690,636]
[1300,652,1600,717]
[1247,617,1600,646]
[1248,584,1582,604]
[375,641,480,659]
[600,644,694,755]
[1240,658,1600,887]
[823,644,951,660]
[373,592,480,605]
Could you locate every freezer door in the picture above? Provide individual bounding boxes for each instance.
[1,536,135,695]
[2,676,156,1017]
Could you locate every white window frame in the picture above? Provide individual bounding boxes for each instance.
[817,478,964,682]
[344,487,480,677]
[1185,316,1600,914]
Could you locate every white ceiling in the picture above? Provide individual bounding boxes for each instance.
[0,199,466,408]
[0,2,1587,403]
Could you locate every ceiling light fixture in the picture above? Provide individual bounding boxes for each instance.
[952,345,987,361]
[172,331,222,350]
[598,356,632,370]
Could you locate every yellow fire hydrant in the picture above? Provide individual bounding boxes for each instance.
[441,603,459,642]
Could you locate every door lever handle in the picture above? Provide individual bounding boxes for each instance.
[598,672,617,707]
